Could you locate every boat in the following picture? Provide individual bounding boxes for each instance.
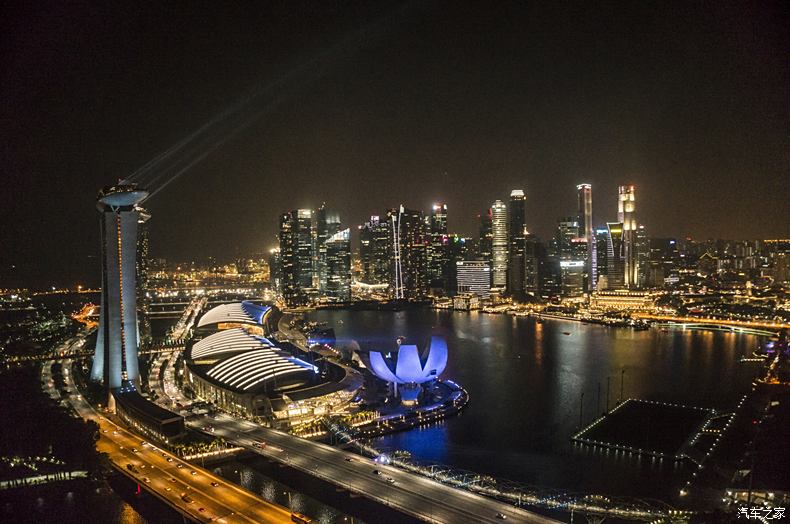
[563,332,571,336]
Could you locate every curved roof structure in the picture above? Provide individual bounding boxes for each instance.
[197,301,270,329]
[369,336,448,385]
[191,328,273,360]
[207,349,307,391]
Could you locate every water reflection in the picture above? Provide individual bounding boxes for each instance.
[309,309,761,500]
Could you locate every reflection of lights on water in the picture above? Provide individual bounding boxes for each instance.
[239,468,254,489]
[316,506,338,524]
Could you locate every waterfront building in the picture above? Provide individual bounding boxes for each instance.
[491,200,508,290]
[358,215,391,285]
[367,336,448,405]
[279,209,314,306]
[456,260,491,298]
[507,190,527,297]
[589,290,658,311]
[618,185,638,288]
[577,183,595,291]
[453,293,481,310]
[324,228,351,301]
[91,182,148,389]
[559,260,585,297]
[388,205,428,299]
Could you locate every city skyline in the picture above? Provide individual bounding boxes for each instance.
[2,2,788,290]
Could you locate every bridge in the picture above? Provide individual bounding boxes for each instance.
[633,313,786,335]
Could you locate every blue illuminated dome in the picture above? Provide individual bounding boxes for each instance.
[368,336,448,385]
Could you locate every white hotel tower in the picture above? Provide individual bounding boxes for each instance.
[91,182,148,389]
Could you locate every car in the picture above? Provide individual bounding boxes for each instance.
[198,508,206,513]
[102,429,108,434]
[165,487,172,492]
[162,452,167,457]
[496,513,507,520]
[126,464,134,471]
[169,477,177,483]
[176,463,184,469]
[210,482,219,487]
[132,448,138,453]
[143,477,151,483]
[344,457,353,462]
[113,430,118,435]
[372,469,381,475]
[166,457,173,462]
[190,470,197,476]
[386,477,395,484]
[141,441,148,446]
[181,493,194,504]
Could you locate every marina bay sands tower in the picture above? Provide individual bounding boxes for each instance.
[91,182,149,390]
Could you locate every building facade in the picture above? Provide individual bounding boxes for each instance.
[491,200,508,290]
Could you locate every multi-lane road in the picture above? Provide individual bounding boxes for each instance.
[42,359,293,524]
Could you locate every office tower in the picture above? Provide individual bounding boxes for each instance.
[560,260,585,296]
[635,224,649,288]
[491,200,508,290]
[551,217,581,258]
[388,205,428,299]
[427,203,449,291]
[445,234,471,295]
[136,208,152,348]
[618,185,638,288]
[315,204,341,295]
[646,238,679,287]
[91,182,148,389]
[605,222,626,289]
[594,227,609,289]
[268,247,282,293]
[507,190,526,297]
[523,234,542,297]
[576,184,595,291]
[456,260,491,298]
[478,208,493,266]
[279,209,314,306]
[359,215,391,285]
[324,228,351,301]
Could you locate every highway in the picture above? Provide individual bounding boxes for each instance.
[42,359,293,524]
[190,412,557,523]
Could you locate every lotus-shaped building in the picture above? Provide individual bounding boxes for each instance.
[368,336,448,404]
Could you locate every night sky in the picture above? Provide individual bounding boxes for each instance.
[2,1,788,289]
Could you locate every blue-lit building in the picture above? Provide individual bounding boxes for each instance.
[368,336,448,405]
[91,182,148,390]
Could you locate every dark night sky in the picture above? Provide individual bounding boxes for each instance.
[1,1,788,289]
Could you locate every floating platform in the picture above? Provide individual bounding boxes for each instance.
[572,398,715,461]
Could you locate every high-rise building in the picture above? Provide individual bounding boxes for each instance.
[605,222,625,289]
[315,204,341,295]
[523,234,543,297]
[446,234,471,295]
[478,208,493,264]
[324,228,351,301]
[427,203,449,291]
[388,205,427,299]
[456,260,491,298]
[91,182,148,390]
[136,208,152,349]
[551,217,581,258]
[635,224,650,288]
[279,209,314,306]
[559,260,585,296]
[594,227,609,289]
[507,190,526,297]
[268,247,282,293]
[618,185,638,288]
[491,200,508,290]
[359,215,391,285]
[576,184,595,292]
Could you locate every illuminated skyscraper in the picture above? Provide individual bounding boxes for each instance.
[315,204,341,295]
[91,182,148,389]
[507,190,526,296]
[456,260,491,298]
[324,228,351,301]
[605,222,625,289]
[359,216,391,285]
[427,203,449,291]
[388,205,427,299]
[618,185,638,288]
[576,183,595,291]
[491,200,508,289]
[279,209,313,306]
